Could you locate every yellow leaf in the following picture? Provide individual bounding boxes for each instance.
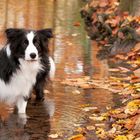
[86,126,95,131]
[125,100,140,115]
[127,100,140,107]
[68,134,86,140]
[127,16,134,22]
[89,116,107,121]
[115,135,128,140]
[96,128,107,139]
[96,128,105,135]
[126,134,135,140]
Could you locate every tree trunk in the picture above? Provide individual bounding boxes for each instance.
[119,0,140,16]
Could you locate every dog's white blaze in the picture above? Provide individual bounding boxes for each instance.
[25,32,38,60]
[6,44,11,57]
[0,59,42,113]
[49,57,55,80]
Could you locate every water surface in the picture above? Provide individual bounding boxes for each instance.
[0,0,117,139]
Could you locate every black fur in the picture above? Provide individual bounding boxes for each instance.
[0,29,26,83]
[0,48,19,83]
[35,29,53,100]
[34,55,50,100]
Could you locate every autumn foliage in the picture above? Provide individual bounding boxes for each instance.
[81,0,140,59]
[78,0,140,139]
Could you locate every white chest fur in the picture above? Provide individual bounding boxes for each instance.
[0,59,42,104]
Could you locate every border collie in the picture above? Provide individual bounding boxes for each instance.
[0,28,54,114]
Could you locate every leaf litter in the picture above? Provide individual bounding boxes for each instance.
[68,0,140,139]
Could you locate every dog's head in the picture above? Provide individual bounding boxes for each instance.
[5,28,53,61]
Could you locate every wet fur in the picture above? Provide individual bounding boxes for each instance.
[0,28,53,113]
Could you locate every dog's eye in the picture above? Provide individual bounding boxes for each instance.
[23,39,29,45]
[33,38,39,46]
[33,38,37,44]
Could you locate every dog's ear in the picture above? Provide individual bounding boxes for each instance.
[5,28,24,41]
[37,28,53,40]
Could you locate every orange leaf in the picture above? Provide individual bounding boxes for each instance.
[133,43,140,52]
[69,134,86,140]
[133,68,140,77]
[73,22,81,27]
[115,54,127,60]
[99,0,109,7]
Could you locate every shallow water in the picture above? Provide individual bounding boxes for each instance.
[0,0,118,139]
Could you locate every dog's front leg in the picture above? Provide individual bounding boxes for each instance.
[16,96,28,125]
[34,74,46,101]
[34,56,55,101]
[16,96,28,114]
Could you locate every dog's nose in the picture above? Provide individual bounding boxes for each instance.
[30,53,36,59]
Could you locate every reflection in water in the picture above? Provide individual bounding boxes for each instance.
[91,41,109,79]
[51,0,114,139]
[0,0,115,139]
[54,0,86,79]
[0,0,54,30]
[0,100,53,140]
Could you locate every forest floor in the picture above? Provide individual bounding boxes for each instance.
[64,0,140,140]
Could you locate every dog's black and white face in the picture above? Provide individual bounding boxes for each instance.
[5,28,53,61]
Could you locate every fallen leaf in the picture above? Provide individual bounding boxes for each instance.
[86,126,95,131]
[134,116,140,130]
[108,127,116,134]
[134,69,140,77]
[74,124,82,127]
[44,89,50,94]
[109,68,120,72]
[118,67,130,72]
[48,134,59,139]
[114,135,128,140]
[115,54,127,60]
[72,90,81,95]
[135,137,140,140]
[73,22,81,26]
[76,127,86,133]
[89,116,107,121]
[72,33,78,37]
[124,118,136,130]
[95,123,105,127]
[82,106,98,112]
[126,134,135,140]
[99,0,109,7]
[125,100,140,115]
[79,84,93,89]
[96,127,107,139]
[111,113,128,119]
[68,134,86,140]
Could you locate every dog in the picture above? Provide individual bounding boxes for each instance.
[0,28,54,114]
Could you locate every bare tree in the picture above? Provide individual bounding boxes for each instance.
[120,0,140,15]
